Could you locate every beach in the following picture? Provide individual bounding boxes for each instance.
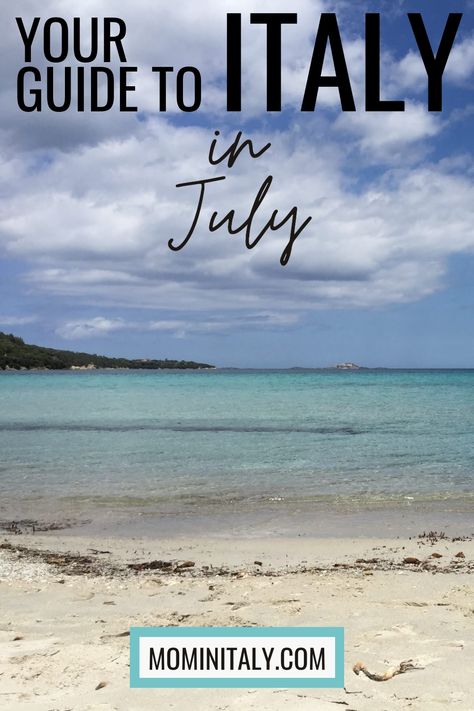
[1,369,473,708]
[1,531,473,710]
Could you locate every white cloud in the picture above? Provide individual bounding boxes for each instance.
[2,1,470,154]
[0,118,471,316]
[398,35,474,91]
[336,102,442,158]
[56,311,301,339]
[0,315,37,326]
[0,1,473,327]
[57,317,127,339]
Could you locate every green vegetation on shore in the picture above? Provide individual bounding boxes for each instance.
[0,332,214,371]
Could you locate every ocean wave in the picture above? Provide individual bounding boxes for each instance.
[0,422,365,435]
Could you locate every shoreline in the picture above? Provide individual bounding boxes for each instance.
[1,531,473,710]
[1,530,473,576]
[1,499,473,540]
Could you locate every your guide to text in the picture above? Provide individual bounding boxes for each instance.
[13,10,466,265]
[16,12,463,113]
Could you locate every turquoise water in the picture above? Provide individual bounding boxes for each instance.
[0,369,473,534]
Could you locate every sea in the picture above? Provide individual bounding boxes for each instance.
[0,369,473,537]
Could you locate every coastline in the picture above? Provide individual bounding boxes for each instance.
[1,531,472,710]
[2,494,474,540]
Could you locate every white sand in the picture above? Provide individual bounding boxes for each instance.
[0,534,473,710]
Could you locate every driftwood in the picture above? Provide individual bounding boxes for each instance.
[353,659,422,682]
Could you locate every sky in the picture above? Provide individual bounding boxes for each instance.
[0,0,473,368]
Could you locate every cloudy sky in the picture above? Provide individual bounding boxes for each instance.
[1,0,473,367]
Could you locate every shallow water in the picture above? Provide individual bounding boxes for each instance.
[1,369,473,535]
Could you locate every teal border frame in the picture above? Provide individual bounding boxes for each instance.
[130,626,344,688]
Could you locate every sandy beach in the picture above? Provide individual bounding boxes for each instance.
[1,531,473,710]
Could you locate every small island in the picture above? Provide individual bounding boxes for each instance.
[0,332,214,371]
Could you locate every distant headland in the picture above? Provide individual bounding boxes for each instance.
[0,332,214,371]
